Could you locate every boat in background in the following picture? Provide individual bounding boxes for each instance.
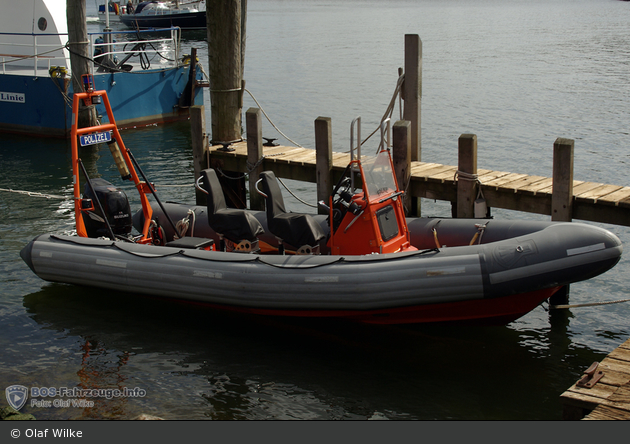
[97,1,123,23]
[120,1,206,30]
[0,0,207,137]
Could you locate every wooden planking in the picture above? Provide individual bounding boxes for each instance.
[477,171,512,185]
[583,405,630,420]
[332,151,351,165]
[208,142,630,226]
[517,178,554,195]
[410,162,449,178]
[429,167,458,182]
[418,165,457,177]
[494,175,549,194]
[576,184,625,203]
[560,337,630,420]
[263,145,295,157]
[598,187,630,207]
[482,173,530,190]
[290,151,318,164]
[571,181,601,195]
[269,147,310,161]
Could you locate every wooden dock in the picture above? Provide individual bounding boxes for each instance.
[203,126,630,227]
[560,337,630,420]
[190,30,629,227]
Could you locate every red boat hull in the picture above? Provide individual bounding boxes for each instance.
[181,286,562,326]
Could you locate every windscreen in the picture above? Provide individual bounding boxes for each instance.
[360,150,397,201]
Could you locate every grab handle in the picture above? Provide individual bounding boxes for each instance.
[195,176,208,195]
[255,178,268,198]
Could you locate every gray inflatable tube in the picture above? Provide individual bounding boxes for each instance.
[20,203,622,325]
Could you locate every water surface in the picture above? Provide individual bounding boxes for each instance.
[1,0,629,420]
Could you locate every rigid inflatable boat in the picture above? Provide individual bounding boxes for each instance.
[20,86,623,325]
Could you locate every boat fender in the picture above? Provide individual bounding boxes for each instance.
[181,54,199,65]
[474,187,488,219]
[474,198,487,219]
[49,66,67,79]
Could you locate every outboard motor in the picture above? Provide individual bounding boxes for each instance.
[82,178,132,239]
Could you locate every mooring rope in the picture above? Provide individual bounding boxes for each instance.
[550,298,630,310]
[0,188,66,199]
[361,71,405,148]
[243,88,304,148]
[276,177,318,208]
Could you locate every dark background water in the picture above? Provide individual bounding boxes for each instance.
[1,0,629,420]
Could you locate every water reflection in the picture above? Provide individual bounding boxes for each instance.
[21,284,606,420]
[74,340,132,420]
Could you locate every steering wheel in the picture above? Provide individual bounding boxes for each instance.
[327,171,353,231]
[332,177,352,207]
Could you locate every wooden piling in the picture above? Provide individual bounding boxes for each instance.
[207,0,245,144]
[403,34,422,163]
[315,117,333,214]
[190,105,208,205]
[392,120,411,213]
[403,34,422,216]
[456,134,478,219]
[240,0,248,81]
[246,108,265,211]
[66,0,98,128]
[552,138,574,222]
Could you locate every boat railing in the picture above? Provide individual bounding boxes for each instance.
[378,118,391,153]
[0,32,69,77]
[88,27,182,73]
[350,116,362,192]
[0,27,182,77]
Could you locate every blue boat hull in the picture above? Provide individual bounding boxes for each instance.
[0,65,205,137]
[120,11,206,29]
[0,74,71,137]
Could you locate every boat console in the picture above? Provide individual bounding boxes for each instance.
[325,118,416,256]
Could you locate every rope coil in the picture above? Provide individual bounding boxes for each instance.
[454,170,479,182]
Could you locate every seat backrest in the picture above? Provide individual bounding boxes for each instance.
[200,169,227,216]
[259,171,287,219]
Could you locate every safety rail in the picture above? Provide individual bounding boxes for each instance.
[0,27,182,77]
[0,32,68,76]
[89,27,182,72]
